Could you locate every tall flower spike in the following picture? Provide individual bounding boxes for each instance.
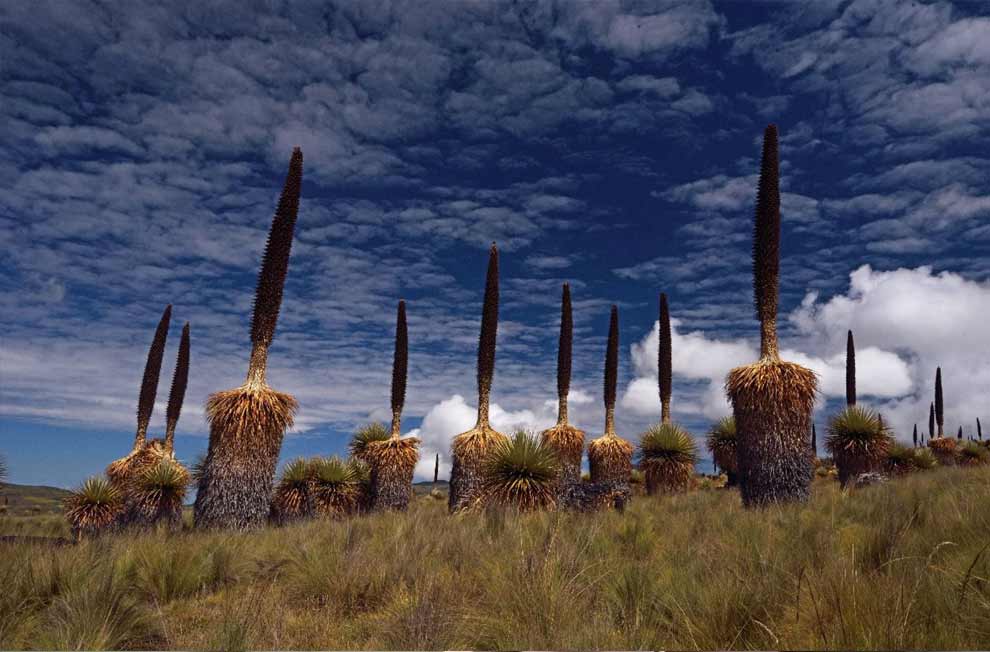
[912,424,918,447]
[556,283,573,424]
[476,243,499,428]
[811,422,817,453]
[390,300,408,438]
[978,418,983,440]
[604,305,619,435]
[164,322,191,453]
[248,147,304,384]
[846,330,856,407]
[659,293,672,424]
[929,402,935,439]
[934,367,943,437]
[134,304,172,450]
[752,124,781,360]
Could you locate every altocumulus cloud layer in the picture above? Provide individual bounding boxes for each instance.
[0,0,988,484]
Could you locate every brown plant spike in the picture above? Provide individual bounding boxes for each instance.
[540,283,585,491]
[194,148,304,530]
[659,293,672,424]
[934,367,944,437]
[846,330,856,407]
[134,304,172,450]
[589,306,633,485]
[449,243,508,512]
[390,300,408,437]
[164,322,191,453]
[753,125,780,360]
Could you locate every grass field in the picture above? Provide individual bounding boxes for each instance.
[1,467,988,651]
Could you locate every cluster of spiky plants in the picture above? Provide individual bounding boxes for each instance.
[826,405,892,486]
[481,431,559,511]
[885,442,937,476]
[706,416,738,486]
[350,422,391,464]
[540,283,585,494]
[195,147,303,530]
[309,456,361,518]
[957,440,990,467]
[270,457,313,524]
[928,435,958,466]
[449,243,509,513]
[589,306,633,485]
[129,458,190,528]
[368,300,421,512]
[725,125,818,508]
[638,423,697,494]
[64,476,123,540]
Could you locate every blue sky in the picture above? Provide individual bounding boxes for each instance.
[2,0,989,488]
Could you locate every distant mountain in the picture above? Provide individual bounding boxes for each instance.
[1,483,70,515]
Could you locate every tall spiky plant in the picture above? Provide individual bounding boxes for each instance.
[912,424,918,448]
[957,425,963,440]
[979,418,983,441]
[539,283,585,493]
[707,416,738,486]
[64,476,123,541]
[589,306,633,485]
[811,423,817,457]
[164,323,191,453]
[270,458,313,525]
[194,147,303,530]
[369,300,420,512]
[106,305,173,485]
[935,367,944,438]
[725,125,818,508]
[929,402,936,441]
[449,243,508,512]
[846,330,856,406]
[659,293,672,424]
[482,431,559,511]
[129,458,190,529]
[826,405,892,486]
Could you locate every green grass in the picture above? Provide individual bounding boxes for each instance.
[0,467,987,650]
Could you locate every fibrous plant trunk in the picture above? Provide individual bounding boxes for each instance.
[589,306,633,486]
[449,243,508,512]
[195,147,303,530]
[370,300,420,512]
[726,124,817,508]
[540,283,585,495]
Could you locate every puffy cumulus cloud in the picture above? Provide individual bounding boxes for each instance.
[790,265,990,439]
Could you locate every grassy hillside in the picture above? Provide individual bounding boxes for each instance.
[0,483,70,516]
[1,467,988,650]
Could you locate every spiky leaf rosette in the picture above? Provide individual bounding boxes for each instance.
[348,457,373,512]
[367,436,420,512]
[133,305,172,450]
[556,283,573,422]
[825,405,893,486]
[309,456,359,518]
[130,457,189,528]
[189,452,208,485]
[658,293,672,423]
[934,367,944,436]
[638,423,697,495]
[846,330,856,407]
[706,416,738,485]
[482,431,559,511]
[165,322,191,452]
[64,476,122,539]
[270,458,313,525]
[753,125,781,360]
[349,422,390,463]
[884,442,938,476]
[726,359,817,506]
[959,440,990,466]
[106,438,172,493]
[193,385,298,529]
[390,300,408,436]
[248,147,303,378]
